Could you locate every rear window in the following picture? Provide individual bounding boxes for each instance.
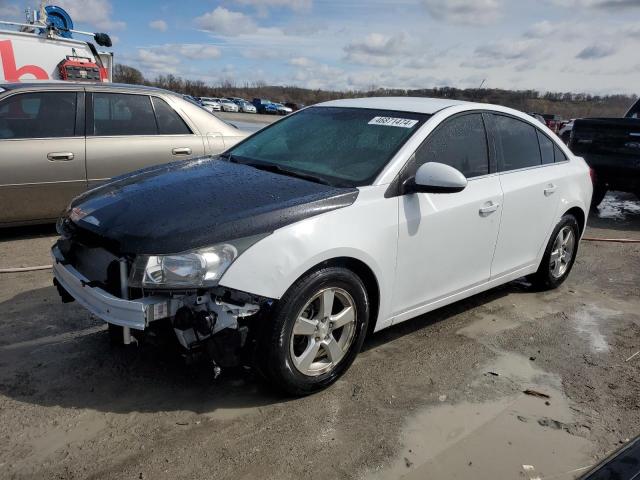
[493,114,542,172]
[0,91,76,139]
[92,93,156,136]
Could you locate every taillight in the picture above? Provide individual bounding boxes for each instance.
[589,167,597,184]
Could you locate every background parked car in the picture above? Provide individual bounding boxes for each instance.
[541,113,563,133]
[559,119,575,144]
[234,99,257,113]
[0,82,249,227]
[252,98,278,114]
[201,97,221,112]
[284,102,304,112]
[273,102,293,115]
[219,99,239,112]
[569,98,640,208]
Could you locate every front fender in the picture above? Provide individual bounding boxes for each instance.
[219,187,398,330]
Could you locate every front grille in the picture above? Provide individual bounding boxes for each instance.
[58,239,123,296]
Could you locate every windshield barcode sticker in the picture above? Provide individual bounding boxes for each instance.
[368,117,418,128]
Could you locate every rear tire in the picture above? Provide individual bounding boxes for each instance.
[591,183,607,210]
[257,267,369,396]
[529,214,580,290]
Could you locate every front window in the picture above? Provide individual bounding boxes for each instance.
[226,107,429,187]
[0,91,77,139]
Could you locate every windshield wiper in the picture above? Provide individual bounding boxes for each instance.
[243,161,331,186]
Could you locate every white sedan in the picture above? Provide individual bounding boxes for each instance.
[53,97,593,395]
[219,99,240,112]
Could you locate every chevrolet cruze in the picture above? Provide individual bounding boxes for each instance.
[52,97,593,395]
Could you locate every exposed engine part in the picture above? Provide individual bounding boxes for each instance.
[170,292,259,353]
[205,327,249,368]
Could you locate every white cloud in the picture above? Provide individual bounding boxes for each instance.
[343,33,406,66]
[149,20,168,32]
[127,44,222,75]
[195,7,257,36]
[549,0,640,9]
[55,0,126,31]
[289,56,314,67]
[131,49,181,75]
[423,0,502,25]
[524,20,557,38]
[234,0,312,12]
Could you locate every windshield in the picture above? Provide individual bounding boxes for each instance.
[226,106,429,187]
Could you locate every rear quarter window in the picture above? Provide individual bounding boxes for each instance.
[537,131,555,165]
[554,144,568,162]
[152,97,192,135]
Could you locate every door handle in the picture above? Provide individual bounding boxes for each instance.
[544,184,557,196]
[479,201,500,215]
[172,147,192,155]
[47,152,74,161]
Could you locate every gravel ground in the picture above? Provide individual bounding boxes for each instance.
[0,193,638,479]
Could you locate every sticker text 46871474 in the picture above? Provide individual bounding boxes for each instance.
[368,116,419,128]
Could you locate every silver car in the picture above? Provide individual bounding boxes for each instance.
[0,82,248,227]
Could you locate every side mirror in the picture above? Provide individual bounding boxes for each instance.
[405,162,467,194]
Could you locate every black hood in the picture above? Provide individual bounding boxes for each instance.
[61,157,358,254]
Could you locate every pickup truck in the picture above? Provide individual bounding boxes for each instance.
[569,99,640,208]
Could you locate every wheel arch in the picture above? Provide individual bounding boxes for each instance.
[564,206,586,236]
[293,256,381,338]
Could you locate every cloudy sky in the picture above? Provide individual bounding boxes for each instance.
[2,0,639,93]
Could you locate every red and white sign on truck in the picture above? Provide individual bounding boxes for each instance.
[0,3,113,83]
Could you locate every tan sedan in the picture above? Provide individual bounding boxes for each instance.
[0,82,248,227]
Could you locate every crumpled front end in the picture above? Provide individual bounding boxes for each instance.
[52,235,273,369]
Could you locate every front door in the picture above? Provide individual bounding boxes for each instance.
[392,113,503,320]
[0,90,86,225]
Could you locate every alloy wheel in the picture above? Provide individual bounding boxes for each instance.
[549,226,575,279]
[289,287,357,377]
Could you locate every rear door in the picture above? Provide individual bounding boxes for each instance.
[0,89,86,225]
[488,114,564,277]
[85,92,204,187]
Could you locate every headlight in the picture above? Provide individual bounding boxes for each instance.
[129,234,267,289]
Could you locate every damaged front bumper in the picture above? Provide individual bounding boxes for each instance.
[52,246,267,348]
[52,245,169,330]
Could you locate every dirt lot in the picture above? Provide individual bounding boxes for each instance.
[0,193,639,480]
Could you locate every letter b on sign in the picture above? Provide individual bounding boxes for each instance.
[0,40,49,81]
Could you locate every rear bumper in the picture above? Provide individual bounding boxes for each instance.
[51,246,171,330]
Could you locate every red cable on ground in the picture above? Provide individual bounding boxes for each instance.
[582,237,640,244]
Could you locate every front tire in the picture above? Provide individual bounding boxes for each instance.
[258,267,369,396]
[529,214,580,290]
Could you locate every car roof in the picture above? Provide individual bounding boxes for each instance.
[0,81,178,96]
[317,96,472,115]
